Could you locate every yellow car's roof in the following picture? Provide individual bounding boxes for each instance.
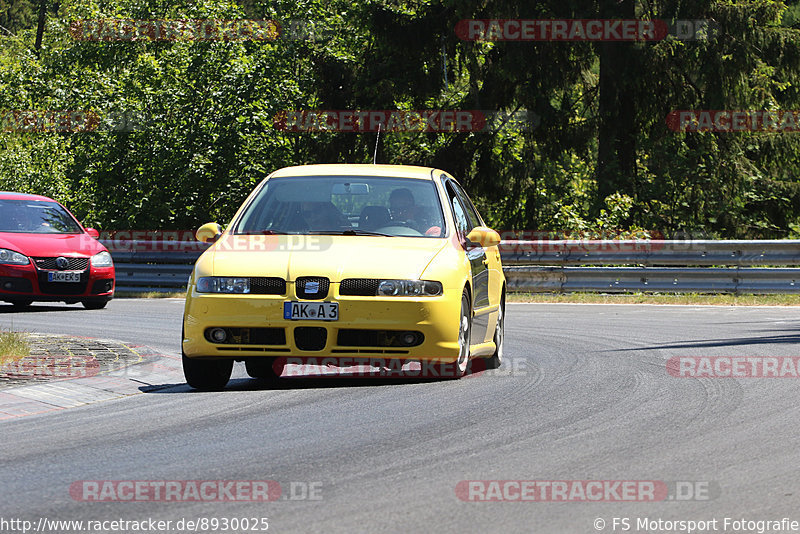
[269,164,443,180]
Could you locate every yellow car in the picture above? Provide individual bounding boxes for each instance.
[182,164,505,389]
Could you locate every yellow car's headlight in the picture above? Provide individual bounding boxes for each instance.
[196,277,250,293]
[377,280,442,297]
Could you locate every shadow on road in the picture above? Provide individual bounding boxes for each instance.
[139,371,465,393]
[0,304,86,313]
[611,332,800,352]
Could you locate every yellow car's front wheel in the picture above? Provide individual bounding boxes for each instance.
[454,290,471,378]
[182,354,233,391]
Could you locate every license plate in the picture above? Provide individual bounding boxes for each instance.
[48,272,81,283]
[284,301,338,321]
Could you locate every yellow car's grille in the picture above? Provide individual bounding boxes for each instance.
[250,277,286,295]
[294,326,327,350]
[339,278,380,296]
[295,277,329,299]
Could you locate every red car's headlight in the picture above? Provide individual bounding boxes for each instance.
[0,248,29,265]
[90,251,113,267]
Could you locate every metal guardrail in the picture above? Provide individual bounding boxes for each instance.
[504,266,800,293]
[499,239,800,266]
[104,239,800,294]
[106,242,207,293]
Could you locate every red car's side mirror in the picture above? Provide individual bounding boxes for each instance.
[85,228,100,239]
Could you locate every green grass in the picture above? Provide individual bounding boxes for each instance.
[507,292,800,306]
[0,330,30,366]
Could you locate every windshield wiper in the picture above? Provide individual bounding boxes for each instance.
[307,230,394,237]
[235,230,291,235]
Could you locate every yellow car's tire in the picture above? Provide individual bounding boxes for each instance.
[453,290,472,378]
[485,294,505,370]
[245,357,285,379]
[182,353,233,391]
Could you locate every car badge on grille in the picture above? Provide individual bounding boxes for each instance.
[305,281,320,294]
[55,257,70,270]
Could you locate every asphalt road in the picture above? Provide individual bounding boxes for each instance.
[2,299,800,533]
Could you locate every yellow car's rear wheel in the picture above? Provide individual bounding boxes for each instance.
[485,293,505,370]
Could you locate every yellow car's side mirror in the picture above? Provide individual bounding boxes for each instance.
[196,222,223,243]
[466,226,501,248]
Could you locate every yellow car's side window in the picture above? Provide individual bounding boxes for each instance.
[451,195,470,237]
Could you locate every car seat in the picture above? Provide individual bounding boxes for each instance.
[359,206,391,230]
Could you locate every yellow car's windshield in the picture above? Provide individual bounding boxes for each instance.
[233,176,446,238]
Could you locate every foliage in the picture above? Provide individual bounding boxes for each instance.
[1,0,800,239]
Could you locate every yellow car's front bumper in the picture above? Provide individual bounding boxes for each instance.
[182,286,463,362]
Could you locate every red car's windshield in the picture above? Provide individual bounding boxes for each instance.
[0,199,83,234]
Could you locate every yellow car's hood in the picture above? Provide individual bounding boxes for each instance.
[203,234,448,281]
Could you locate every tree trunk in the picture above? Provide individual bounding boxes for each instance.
[34,0,47,55]
[595,0,636,211]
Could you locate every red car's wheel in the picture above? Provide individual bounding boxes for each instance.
[82,300,108,310]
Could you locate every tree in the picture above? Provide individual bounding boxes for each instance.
[0,0,36,34]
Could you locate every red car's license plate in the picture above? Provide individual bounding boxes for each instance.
[48,272,81,283]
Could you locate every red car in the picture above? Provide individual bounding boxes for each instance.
[0,192,115,309]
